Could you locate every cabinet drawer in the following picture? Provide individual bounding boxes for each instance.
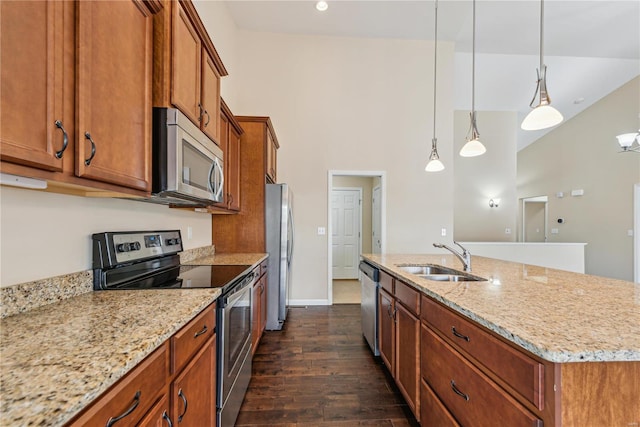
[421,296,544,410]
[68,342,169,427]
[421,378,460,427]
[422,326,542,427]
[395,280,419,316]
[172,304,216,373]
[380,270,394,294]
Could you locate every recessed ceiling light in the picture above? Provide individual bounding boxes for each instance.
[573,97,585,104]
[316,1,328,12]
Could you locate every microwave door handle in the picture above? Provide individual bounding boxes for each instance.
[213,157,224,200]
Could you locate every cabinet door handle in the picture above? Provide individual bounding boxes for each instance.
[451,326,470,342]
[193,325,208,338]
[162,410,173,427]
[84,132,97,166]
[177,388,188,422]
[203,110,210,127]
[105,390,141,426]
[392,307,397,323]
[54,120,69,159]
[450,380,470,401]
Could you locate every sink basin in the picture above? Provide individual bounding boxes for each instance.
[418,274,486,282]
[397,264,487,282]
[398,265,456,275]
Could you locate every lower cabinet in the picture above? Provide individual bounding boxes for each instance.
[377,275,420,420]
[420,379,460,427]
[251,261,268,356]
[171,336,216,426]
[67,302,217,427]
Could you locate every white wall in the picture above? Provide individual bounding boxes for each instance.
[225,31,455,303]
[0,186,211,287]
[453,111,518,242]
[517,76,640,281]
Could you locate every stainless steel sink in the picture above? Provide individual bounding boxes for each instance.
[397,264,487,282]
[398,265,456,275]
[418,274,486,282]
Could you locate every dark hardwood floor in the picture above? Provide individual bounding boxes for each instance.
[235,304,419,426]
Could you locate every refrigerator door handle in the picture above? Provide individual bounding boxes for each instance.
[287,207,294,265]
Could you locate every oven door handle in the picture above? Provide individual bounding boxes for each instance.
[223,272,257,305]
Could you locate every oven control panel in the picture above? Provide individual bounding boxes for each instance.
[92,230,183,269]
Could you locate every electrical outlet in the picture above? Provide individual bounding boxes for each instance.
[628,229,634,237]
[187,226,193,240]
[505,228,511,234]
[441,228,447,237]
[318,227,326,235]
[551,228,559,234]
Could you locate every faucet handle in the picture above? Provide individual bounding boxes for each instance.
[453,241,469,255]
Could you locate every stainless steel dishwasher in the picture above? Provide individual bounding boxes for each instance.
[359,261,380,356]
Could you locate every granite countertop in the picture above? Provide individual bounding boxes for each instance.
[0,251,268,426]
[363,254,640,363]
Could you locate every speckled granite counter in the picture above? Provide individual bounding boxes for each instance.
[363,254,640,363]
[0,250,267,426]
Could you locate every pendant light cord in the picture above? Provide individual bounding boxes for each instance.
[471,0,476,115]
[539,0,544,72]
[432,0,438,145]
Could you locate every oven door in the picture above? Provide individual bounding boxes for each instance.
[218,278,253,408]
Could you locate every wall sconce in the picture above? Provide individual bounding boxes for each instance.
[615,131,640,152]
[489,198,500,208]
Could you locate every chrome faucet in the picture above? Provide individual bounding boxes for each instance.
[433,241,472,272]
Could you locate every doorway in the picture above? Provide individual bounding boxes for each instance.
[328,171,386,305]
[521,196,548,242]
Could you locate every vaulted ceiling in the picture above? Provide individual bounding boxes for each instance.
[224,0,640,150]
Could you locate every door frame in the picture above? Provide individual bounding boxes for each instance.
[521,196,548,242]
[328,170,387,305]
[635,183,639,283]
[331,187,363,280]
[372,185,382,254]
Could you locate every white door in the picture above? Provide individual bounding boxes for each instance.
[332,189,361,279]
[372,186,382,254]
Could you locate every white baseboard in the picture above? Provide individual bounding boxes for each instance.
[288,299,330,306]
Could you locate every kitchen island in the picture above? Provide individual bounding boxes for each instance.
[363,253,639,427]
[0,252,267,426]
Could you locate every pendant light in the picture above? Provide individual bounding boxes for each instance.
[521,0,563,131]
[460,0,486,158]
[425,0,444,172]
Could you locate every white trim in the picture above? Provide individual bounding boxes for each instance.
[289,299,331,306]
[521,196,548,242]
[372,185,382,254]
[331,187,363,280]
[328,170,387,306]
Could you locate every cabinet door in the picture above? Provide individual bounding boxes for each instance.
[201,51,220,143]
[378,289,395,373]
[251,281,261,355]
[421,379,461,427]
[76,0,152,191]
[0,0,67,172]
[171,336,215,427]
[396,302,420,418]
[227,124,242,211]
[266,131,276,183]
[138,394,173,427]
[171,1,201,126]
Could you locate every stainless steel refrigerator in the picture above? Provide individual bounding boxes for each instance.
[265,183,294,330]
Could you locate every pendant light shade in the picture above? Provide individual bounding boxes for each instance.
[521,0,563,131]
[460,0,486,158]
[425,0,444,172]
[425,138,445,172]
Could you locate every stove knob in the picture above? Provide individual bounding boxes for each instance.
[166,238,175,246]
[116,243,129,253]
[130,242,141,251]
[174,238,181,245]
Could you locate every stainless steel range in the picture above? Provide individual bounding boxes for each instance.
[92,230,255,427]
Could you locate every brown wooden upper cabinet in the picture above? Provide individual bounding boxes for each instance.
[217,99,243,211]
[153,0,227,147]
[0,0,159,194]
[266,129,279,183]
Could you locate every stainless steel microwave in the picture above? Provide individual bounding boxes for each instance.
[151,108,224,206]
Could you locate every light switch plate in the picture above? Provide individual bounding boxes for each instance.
[505,228,511,234]
[441,228,447,237]
[551,228,559,234]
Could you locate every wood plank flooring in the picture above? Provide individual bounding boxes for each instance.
[235,304,419,426]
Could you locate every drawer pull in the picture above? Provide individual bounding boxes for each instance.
[450,380,470,401]
[162,410,173,427]
[177,389,188,422]
[105,390,141,426]
[451,326,470,342]
[193,325,208,338]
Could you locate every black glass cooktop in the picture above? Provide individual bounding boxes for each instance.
[109,264,252,291]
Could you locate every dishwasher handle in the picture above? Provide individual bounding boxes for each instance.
[359,261,379,282]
